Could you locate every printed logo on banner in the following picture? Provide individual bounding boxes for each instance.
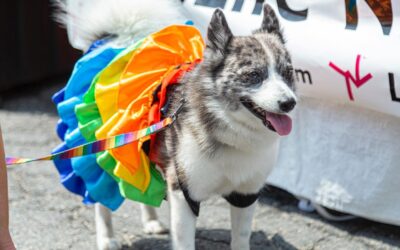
[187,0,394,35]
[190,0,308,20]
[345,0,393,35]
[329,58,400,104]
[329,55,373,101]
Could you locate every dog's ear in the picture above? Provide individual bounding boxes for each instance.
[255,4,284,42]
[206,9,233,53]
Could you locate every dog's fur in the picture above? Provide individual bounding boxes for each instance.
[56,1,296,250]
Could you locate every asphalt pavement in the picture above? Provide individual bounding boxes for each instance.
[1,81,399,250]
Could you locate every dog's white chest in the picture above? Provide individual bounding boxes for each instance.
[177,131,279,201]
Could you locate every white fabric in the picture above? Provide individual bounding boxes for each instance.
[268,98,400,226]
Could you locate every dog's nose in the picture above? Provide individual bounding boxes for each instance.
[279,98,296,112]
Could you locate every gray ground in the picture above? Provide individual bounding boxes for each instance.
[1,81,399,250]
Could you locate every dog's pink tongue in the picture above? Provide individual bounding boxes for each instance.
[265,113,292,136]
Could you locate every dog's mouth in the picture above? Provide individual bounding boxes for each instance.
[241,98,292,136]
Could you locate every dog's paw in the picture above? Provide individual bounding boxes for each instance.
[143,220,168,235]
[97,237,121,250]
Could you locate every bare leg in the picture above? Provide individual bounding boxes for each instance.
[140,204,168,234]
[168,187,196,250]
[0,127,15,250]
[230,203,256,250]
[95,204,120,250]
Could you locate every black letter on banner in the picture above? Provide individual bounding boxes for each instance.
[252,0,265,15]
[295,69,312,84]
[276,0,308,21]
[389,73,400,102]
[194,0,227,8]
[232,0,245,12]
[345,0,393,35]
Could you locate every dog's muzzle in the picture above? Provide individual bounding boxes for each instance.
[240,98,293,136]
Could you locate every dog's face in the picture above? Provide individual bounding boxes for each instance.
[201,5,296,136]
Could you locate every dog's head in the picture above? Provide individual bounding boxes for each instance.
[198,4,296,136]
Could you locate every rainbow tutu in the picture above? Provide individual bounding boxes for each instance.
[52,25,204,210]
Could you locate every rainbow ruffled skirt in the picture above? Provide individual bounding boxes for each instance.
[51,25,204,211]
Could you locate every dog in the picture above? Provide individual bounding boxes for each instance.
[56,1,296,249]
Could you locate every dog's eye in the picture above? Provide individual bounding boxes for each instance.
[243,71,264,87]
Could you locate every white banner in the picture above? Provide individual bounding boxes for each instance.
[182,0,400,117]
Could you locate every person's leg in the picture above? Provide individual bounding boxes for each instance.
[0,127,16,250]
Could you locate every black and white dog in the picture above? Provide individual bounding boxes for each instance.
[57,1,296,249]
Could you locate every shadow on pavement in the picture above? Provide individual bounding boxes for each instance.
[259,185,400,248]
[123,229,297,250]
[0,78,66,115]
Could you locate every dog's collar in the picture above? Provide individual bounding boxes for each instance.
[170,99,186,122]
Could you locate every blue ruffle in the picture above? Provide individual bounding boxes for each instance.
[52,142,95,204]
[52,45,124,210]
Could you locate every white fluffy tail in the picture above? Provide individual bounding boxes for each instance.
[54,0,187,51]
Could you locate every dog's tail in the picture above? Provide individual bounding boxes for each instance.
[53,0,187,51]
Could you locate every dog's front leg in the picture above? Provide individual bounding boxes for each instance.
[168,187,197,250]
[95,204,121,250]
[230,203,257,250]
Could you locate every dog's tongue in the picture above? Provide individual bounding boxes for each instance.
[265,113,292,136]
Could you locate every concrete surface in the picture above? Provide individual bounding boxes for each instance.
[1,82,399,250]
